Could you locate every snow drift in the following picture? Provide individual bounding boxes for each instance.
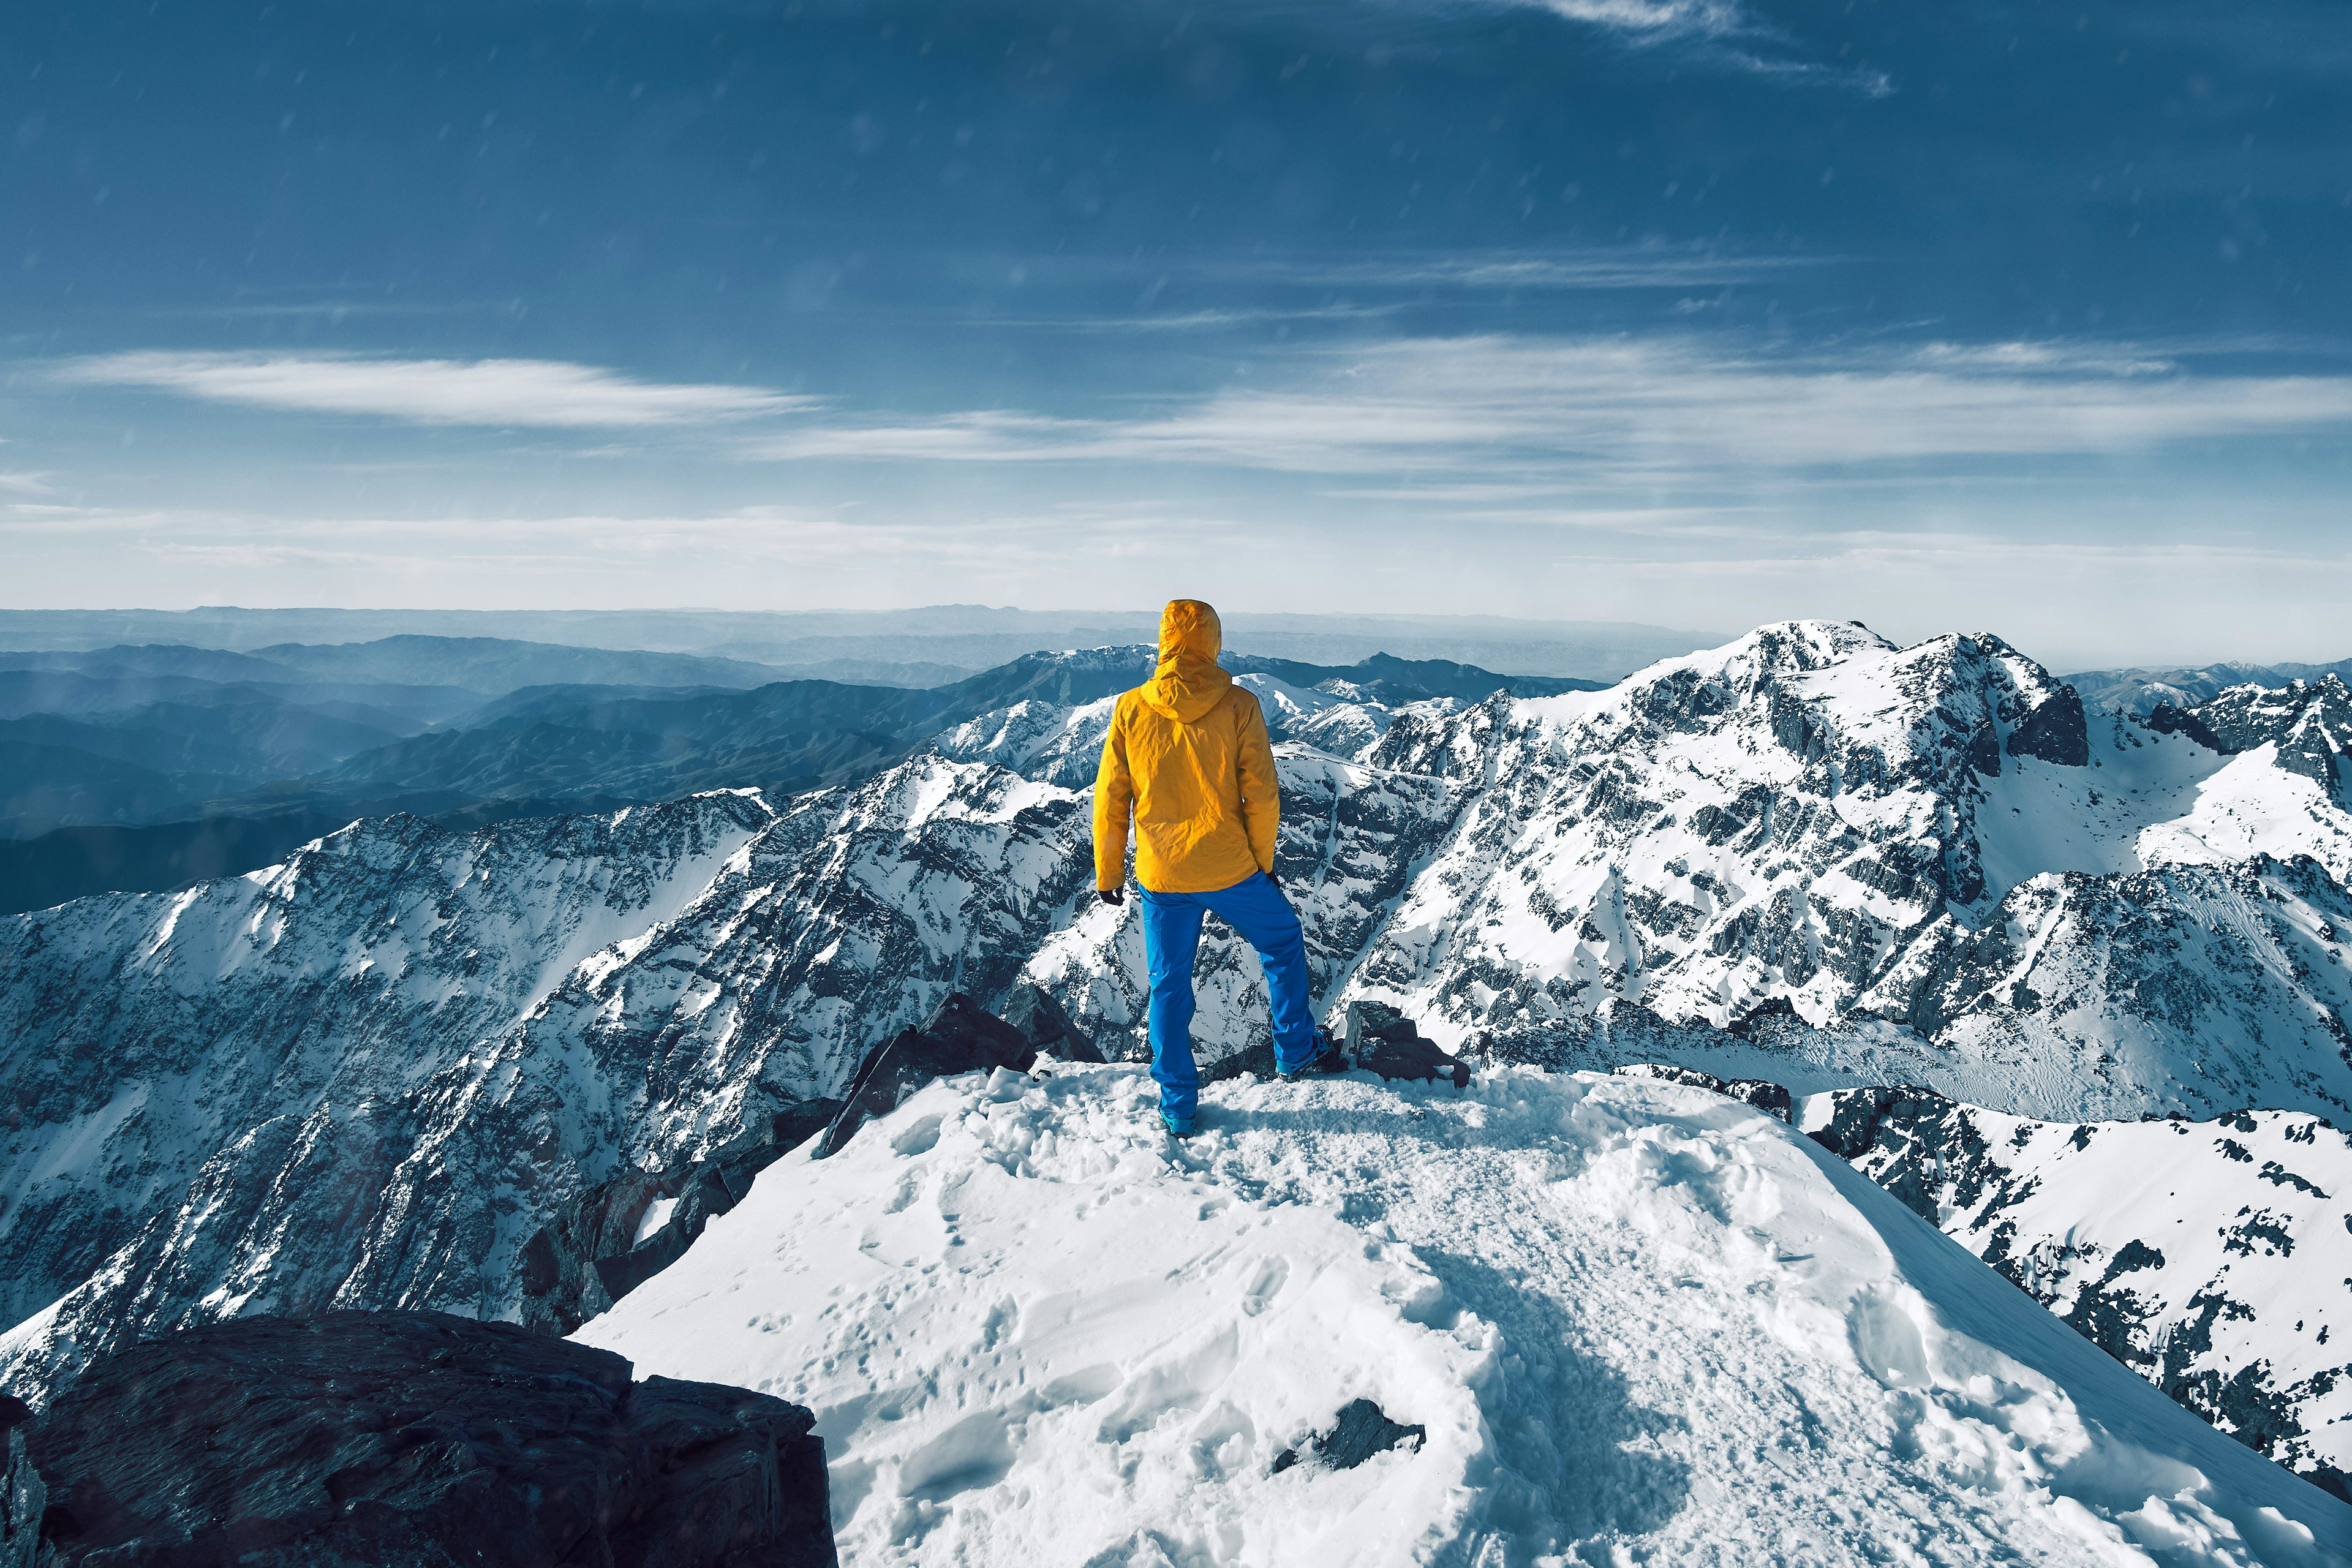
[578,1063,2351,1567]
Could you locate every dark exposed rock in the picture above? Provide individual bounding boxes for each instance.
[24,1313,834,1568]
[2006,685,2089,766]
[1341,1002,1471,1089]
[1203,1036,1278,1083]
[1803,1084,1951,1164]
[1967,722,2002,778]
[815,992,1038,1159]
[1725,995,1798,1041]
[1270,1399,1427,1476]
[1001,981,1103,1063]
[519,1101,841,1337]
[2146,701,2230,754]
[1611,1062,1792,1122]
[2,1393,45,1568]
[1465,1000,1814,1080]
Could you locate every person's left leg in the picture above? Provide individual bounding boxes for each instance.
[1197,872,1316,1072]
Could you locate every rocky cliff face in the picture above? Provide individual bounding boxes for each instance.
[5,620,2352,1487]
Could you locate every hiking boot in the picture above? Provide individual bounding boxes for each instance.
[1277,1031,1349,1083]
[1159,1107,1197,1139]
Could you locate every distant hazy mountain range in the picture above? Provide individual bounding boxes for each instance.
[0,606,1716,685]
[0,632,1599,913]
[2064,658,2352,715]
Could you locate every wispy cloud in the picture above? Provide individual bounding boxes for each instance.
[1531,0,1743,37]
[753,334,2352,477]
[1506,0,1892,94]
[53,352,810,428]
[1132,247,1843,294]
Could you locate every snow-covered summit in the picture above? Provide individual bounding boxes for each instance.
[1329,620,2352,1119]
[578,1061,2352,1566]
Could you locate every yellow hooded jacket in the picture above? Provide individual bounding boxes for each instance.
[1093,600,1280,894]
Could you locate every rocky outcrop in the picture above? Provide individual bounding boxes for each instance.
[23,1313,835,1567]
[1341,1001,1471,1089]
[1001,981,1102,1063]
[518,1101,841,1337]
[1,1395,44,1568]
[1611,1062,1792,1121]
[2193,676,2352,792]
[815,992,1040,1158]
[1270,1399,1427,1476]
[2003,684,2089,766]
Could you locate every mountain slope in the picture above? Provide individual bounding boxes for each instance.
[0,793,778,1383]
[578,1063,2352,1566]
[2068,661,2352,717]
[1808,1087,2352,1499]
[1329,624,2352,1120]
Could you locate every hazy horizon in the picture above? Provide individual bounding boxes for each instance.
[0,602,2335,679]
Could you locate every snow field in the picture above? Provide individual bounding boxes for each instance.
[578,1065,2350,1567]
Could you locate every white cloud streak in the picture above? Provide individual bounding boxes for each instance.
[754,335,2352,477]
[54,352,810,428]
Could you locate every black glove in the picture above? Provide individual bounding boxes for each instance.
[1098,886,1124,906]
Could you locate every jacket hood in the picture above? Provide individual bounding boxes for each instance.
[1140,598,1232,723]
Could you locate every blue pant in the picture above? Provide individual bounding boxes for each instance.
[1139,872,1316,1123]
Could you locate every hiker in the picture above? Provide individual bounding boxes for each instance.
[1093,598,1347,1137]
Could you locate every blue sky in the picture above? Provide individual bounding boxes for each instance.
[4,0,2348,665]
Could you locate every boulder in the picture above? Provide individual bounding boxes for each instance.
[1341,1001,1471,1090]
[519,1100,841,1336]
[815,993,1038,1159]
[1270,1398,1427,1476]
[1001,982,1104,1063]
[24,1313,834,1568]
[2,1394,46,1568]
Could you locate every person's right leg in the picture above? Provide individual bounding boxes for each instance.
[1138,888,1208,1125]
[1197,872,1317,1072]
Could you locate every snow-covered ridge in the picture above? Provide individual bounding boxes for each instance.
[1325,622,2352,1120]
[578,1062,2352,1566]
